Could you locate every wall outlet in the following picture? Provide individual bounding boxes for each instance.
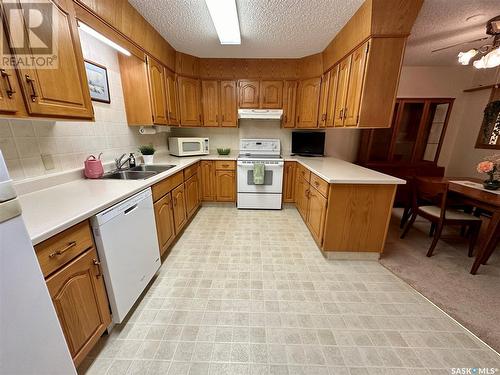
[41,154,55,170]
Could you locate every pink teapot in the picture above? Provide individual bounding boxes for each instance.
[84,153,104,179]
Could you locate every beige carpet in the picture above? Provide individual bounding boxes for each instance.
[381,209,500,353]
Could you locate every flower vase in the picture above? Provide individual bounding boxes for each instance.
[143,154,154,165]
[483,175,500,190]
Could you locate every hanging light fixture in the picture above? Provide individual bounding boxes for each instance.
[458,49,478,65]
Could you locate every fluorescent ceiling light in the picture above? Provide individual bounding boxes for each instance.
[205,0,241,45]
[78,21,131,56]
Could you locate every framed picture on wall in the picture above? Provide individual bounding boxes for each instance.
[84,60,110,103]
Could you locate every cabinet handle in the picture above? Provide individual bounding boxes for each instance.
[199,114,202,122]
[343,107,347,119]
[25,75,38,102]
[93,259,102,278]
[283,114,287,123]
[321,113,326,121]
[304,189,309,198]
[49,241,76,258]
[216,114,218,123]
[297,115,300,123]
[314,181,319,186]
[339,109,343,119]
[221,114,224,122]
[1,69,15,98]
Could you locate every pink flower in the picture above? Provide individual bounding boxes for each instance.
[477,160,495,174]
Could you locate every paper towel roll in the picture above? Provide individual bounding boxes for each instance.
[139,126,156,135]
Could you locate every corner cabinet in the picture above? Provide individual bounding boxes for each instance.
[296,77,321,128]
[178,76,202,126]
[1,0,94,119]
[282,81,297,128]
[201,160,216,201]
[283,161,296,203]
[146,56,168,125]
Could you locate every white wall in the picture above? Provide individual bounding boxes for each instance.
[397,66,475,170]
[0,31,167,181]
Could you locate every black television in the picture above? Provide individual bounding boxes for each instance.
[291,131,325,156]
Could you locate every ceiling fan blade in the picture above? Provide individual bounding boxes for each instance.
[431,37,490,53]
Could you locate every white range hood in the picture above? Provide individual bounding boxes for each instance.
[238,109,283,120]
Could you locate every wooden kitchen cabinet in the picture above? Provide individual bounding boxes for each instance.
[306,186,327,245]
[2,0,94,119]
[0,28,24,115]
[238,80,260,108]
[344,42,369,127]
[201,160,216,201]
[296,77,321,128]
[282,81,297,128]
[185,173,200,218]
[46,248,111,366]
[178,76,202,126]
[146,55,168,125]
[260,80,283,109]
[201,80,220,127]
[295,174,309,220]
[325,65,339,127]
[171,183,187,232]
[216,170,235,202]
[153,193,175,256]
[165,68,180,125]
[220,80,237,127]
[201,80,237,127]
[334,56,351,127]
[318,72,330,127]
[283,161,296,203]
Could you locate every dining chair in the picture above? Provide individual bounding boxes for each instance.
[400,178,482,257]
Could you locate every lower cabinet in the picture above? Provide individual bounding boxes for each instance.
[283,161,296,203]
[171,183,187,233]
[201,160,236,202]
[153,193,176,256]
[45,247,110,366]
[295,174,309,220]
[185,173,200,217]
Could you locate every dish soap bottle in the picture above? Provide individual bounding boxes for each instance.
[129,153,136,168]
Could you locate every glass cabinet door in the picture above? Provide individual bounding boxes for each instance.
[418,102,450,162]
[392,101,425,162]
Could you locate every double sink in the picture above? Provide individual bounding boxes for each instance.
[101,165,175,180]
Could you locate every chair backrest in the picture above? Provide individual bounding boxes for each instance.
[413,178,449,218]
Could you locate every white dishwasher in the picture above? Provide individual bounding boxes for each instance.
[91,187,160,324]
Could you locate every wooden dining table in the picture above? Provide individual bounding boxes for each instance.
[418,177,500,274]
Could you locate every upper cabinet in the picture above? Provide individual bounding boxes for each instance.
[282,80,297,128]
[325,65,339,128]
[1,0,93,119]
[343,42,368,127]
[260,80,283,109]
[178,76,202,126]
[146,56,168,125]
[165,69,180,125]
[296,77,321,128]
[238,80,259,108]
[318,72,330,128]
[201,80,237,128]
[334,56,351,127]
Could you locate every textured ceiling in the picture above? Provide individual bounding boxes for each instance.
[128,0,364,58]
[404,0,500,66]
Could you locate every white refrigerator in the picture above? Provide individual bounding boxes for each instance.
[0,151,76,375]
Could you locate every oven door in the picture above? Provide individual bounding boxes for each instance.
[237,160,284,193]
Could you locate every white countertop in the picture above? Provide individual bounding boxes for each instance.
[17,152,404,245]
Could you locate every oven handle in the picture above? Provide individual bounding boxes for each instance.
[237,161,284,167]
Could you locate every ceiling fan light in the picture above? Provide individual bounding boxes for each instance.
[473,56,487,69]
[457,49,478,65]
[482,48,500,68]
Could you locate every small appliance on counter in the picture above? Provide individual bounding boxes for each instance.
[84,153,104,179]
[237,139,284,210]
[169,137,209,156]
[291,131,325,157]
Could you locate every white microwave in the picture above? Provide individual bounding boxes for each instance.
[169,137,209,156]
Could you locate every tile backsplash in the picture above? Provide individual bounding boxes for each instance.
[0,31,167,181]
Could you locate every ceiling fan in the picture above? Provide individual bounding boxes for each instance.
[431,15,500,69]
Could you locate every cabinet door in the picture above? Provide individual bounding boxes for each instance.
[296,77,321,128]
[185,174,200,218]
[0,26,23,114]
[325,65,339,127]
[200,160,215,201]
[295,176,309,220]
[201,80,220,127]
[5,0,93,119]
[306,187,328,245]
[172,184,187,232]
[153,193,175,257]
[344,42,369,127]
[318,72,330,128]
[282,80,297,128]
[238,80,259,108]
[178,76,202,126]
[147,56,168,125]
[334,56,351,127]
[220,80,237,127]
[283,161,296,203]
[216,170,235,202]
[165,69,180,126]
[46,248,111,366]
[260,80,283,109]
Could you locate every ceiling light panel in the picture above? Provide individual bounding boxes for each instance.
[205,0,241,45]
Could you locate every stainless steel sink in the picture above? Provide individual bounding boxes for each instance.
[101,170,158,180]
[129,165,175,173]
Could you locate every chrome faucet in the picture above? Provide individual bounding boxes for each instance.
[115,153,132,170]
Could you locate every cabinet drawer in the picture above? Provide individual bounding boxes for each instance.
[296,163,311,182]
[35,221,94,278]
[183,163,199,180]
[310,173,329,198]
[152,171,184,201]
[215,160,236,170]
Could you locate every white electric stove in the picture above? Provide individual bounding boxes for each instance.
[237,139,284,209]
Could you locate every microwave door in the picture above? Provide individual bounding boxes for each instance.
[182,140,202,154]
